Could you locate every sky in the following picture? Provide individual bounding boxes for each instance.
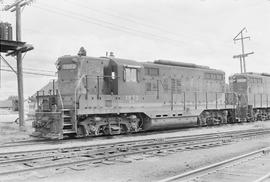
[0,0,270,100]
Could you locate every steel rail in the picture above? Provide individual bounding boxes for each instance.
[253,172,270,182]
[0,128,269,157]
[1,128,269,156]
[0,139,55,148]
[1,125,269,149]
[0,128,270,177]
[158,147,270,182]
[0,134,224,164]
[0,137,230,176]
[0,137,224,165]
[0,132,256,166]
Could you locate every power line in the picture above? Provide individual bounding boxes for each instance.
[22,67,55,73]
[233,27,254,73]
[1,55,55,73]
[66,0,192,40]
[35,4,183,44]
[33,3,187,47]
[0,68,56,77]
[2,65,55,73]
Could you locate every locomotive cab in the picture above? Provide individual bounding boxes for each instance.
[230,73,270,121]
[32,56,81,139]
[57,56,80,107]
[77,58,144,136]
[230,75,248,94]
[229,75,249,122]
[32,55,145,138]
[104,58,143,95]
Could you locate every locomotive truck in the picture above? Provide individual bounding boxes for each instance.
[32,54,270,139]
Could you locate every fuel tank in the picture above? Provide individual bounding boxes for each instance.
[143,116,198,131]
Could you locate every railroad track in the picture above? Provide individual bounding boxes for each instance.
[0,128,270,180]
[1,128,270,155]
[158,147,270,182]
[0,122,267,149]
[0,124,269,149]
[0,138,53,148]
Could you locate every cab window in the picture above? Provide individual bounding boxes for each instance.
[124,67,137,82]
[145,67,159,76]
[61,64,77,70]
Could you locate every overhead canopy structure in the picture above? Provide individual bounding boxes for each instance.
[0,39,25,53]
[0,38,33,127]
[1,0,35,128]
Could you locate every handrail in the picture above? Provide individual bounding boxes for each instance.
[74,74,86,133]
[57,89,64,110]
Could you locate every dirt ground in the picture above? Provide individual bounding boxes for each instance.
[0,118,269,182]
[1,108,270,182]
[1,119,270,154]
[0,109,34,143]
[10,132,270,182]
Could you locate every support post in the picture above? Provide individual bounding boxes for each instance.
[97,76,100,99]
[0,56,1,88]
[3,0,34,128]
[85,75,88,100]
[52,80,55,95]
[267,95,269,108]
[225,93,227,109]
[183,92,186,111]
[36,91,39,111]
[170,79,174,111]
[156,80,159,99]
[254,94,256,107]
[261,94,263,107]
[216,92,218,109]
[206,92,208,109]
[240,31,246,73]
[195,92,197,109]
[16,4,25,127]
[233,28,254,73]
[239,56,243,73]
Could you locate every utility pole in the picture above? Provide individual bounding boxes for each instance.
[0,55,1,88]
[239,56,243,73]
[3,0,33,128]
[233,27,254,73]
[16,3,24,128]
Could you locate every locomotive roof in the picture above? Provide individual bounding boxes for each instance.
[56,55,224,73]
[106,57,143,67]
[57,55,142,67]
[143,60,224,73]
[56,55,81,65]
[230,72,270,78]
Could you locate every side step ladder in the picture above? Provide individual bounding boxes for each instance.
[61,109,76,136]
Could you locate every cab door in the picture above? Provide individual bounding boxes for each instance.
[104,62,118,95]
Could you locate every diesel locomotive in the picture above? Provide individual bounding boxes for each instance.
[32,53,270,139]
[229,72,270,121]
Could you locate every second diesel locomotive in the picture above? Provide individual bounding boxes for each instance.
[32,54,270,139]
[229,72,270,121]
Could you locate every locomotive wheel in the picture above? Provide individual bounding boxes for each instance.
[63,133,77,139]
[94,128,102,135]
[206,118,214,126]
[120,124,129,134]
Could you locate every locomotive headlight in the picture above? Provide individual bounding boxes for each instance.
[128,115,137,119]
[112,72,116,80]
[94,117,102,122]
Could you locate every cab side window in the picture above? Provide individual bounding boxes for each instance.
[145,67,159,76]
[124,67,138,82]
